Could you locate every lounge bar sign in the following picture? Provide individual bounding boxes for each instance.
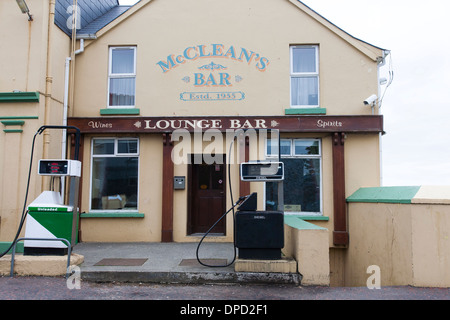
[68,116,384,134]
[156,44,270,102]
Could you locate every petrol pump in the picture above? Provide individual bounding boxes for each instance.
[236,161,285,260]
[23,126,81,256]
[196,129,285,267]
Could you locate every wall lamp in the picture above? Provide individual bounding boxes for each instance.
[16,0,33,21]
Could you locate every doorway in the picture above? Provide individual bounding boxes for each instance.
[188,155,226,235]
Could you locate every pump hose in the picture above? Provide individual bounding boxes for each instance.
[195,196,248,268]
[0,130,40,258]
[196,130,248,268]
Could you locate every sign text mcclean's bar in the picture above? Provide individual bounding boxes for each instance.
[157,44,270,102]
[156,44,270,73]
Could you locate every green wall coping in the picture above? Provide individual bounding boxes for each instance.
[0,117,38,120]
[3,129,23,133]
[2,120,27,133]
[285,108,327,115]
[284,215,327,230]
[81,212,144,218]
[100,108,140,115]
[0,92,40,103]
[1,120,25,126]
[0,242,24,254]
[347,186,421,204]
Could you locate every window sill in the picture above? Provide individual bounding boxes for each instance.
[285,108,327,115]
[100,108,140,115]
[284,214,329,221]
[81,212,144,218]
[0,92,40,103]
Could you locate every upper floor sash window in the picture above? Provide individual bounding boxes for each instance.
[290,45,319,107]
[108,46,136,108]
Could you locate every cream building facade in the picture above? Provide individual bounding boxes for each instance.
[4,1,448,287]
[68,0,387,246]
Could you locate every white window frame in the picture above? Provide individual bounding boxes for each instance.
[265,138,323,216]
[90,137,140,212]
[107,46,137,108]
[290,45,320,108]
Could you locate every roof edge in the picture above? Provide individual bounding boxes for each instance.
[291,0,388,61]
[93,0,153,40]
[85,0,389,62]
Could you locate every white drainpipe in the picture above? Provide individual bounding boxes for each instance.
[61,39,84,196]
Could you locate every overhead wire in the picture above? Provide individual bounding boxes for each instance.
[379,52,394,109]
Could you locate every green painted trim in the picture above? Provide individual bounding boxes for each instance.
[284,216,327,230]
[0,92,40,103]
[347,186,421,204]
[100,108,140,115]
[285,108,327,115]
[298,215,329,221]
[81,212,144,218]
[0,116,38,120]
[3,129,23,133]
[1,120,25,126]
[0,242,24,254]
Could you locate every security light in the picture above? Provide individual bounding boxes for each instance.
[16,0,33,21]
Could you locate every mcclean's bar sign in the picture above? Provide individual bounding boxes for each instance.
[156,44,270,102]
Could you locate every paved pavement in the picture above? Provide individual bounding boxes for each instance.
[0,275,449,301]
[72,242,301,285]
[1,242,448,304]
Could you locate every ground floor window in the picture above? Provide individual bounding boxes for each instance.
[90,138,139,211]
[265,139,322,215]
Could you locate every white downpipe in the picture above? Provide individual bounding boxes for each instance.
[60,57,71,197]
[74,38,84,55]
[61,40,84,158]
[62,57,71,158]
[61,39,84,196]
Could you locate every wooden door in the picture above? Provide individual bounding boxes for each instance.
[188,155,226,235]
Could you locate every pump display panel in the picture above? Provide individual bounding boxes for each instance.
[240,162,284,181]
[38,160,81,177]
